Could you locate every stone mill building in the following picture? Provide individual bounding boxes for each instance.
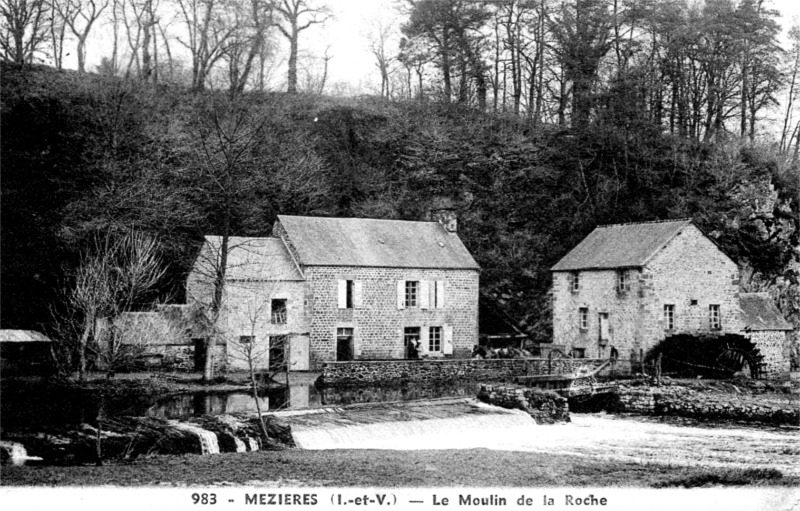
[187,214,481,371]
[551,219,793,378]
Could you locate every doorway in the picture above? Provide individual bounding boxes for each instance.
[193,338,207,372]
[336,328,354,361]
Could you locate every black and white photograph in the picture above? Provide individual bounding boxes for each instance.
[0,0,798,508]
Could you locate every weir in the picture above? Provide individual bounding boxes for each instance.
[290,403,536,450]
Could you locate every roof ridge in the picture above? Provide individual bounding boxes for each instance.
[597,218,692,228]
[278,214,440,225]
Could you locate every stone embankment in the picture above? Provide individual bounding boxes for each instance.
[0,414,294,466]
[613,382,799,426]
[476,384,570,424]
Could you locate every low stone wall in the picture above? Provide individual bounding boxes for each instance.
[477,384,569,424]
[321,357,606,386]
[613,384,799,426]
[141,344,227,373]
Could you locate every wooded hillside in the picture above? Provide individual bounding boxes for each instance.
[1,62,798,343]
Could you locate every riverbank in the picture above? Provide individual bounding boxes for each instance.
[2,447,797,488]
[602,377,800,426]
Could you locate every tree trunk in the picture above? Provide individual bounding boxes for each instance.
[77,36,87,73]
[249,354,270,441]
[203,227,229,382]
[287,24,299,93]
[78,318,92,381]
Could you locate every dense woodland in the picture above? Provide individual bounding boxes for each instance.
[1,0,799,357]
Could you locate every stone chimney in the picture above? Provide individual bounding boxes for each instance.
[429,207,458,234]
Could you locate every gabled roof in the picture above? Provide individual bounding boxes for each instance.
[739,293,793,331]
[197,236,304,281]
[0,330,52,343]
[277,215,480,269]
[551,219,695,271]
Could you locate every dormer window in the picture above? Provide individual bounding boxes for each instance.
[616,270,630,294]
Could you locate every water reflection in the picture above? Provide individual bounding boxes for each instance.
[1,379,484,426]
[146,381,480,420]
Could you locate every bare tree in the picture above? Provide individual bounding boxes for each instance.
[0,0,49,64]
[175,0,236,91]
[48,0,68,68]
[364,16,396,98]
[54,0,110,72]
[175,99,270,382]
[274,0,331,94]
[67,230,167,380]
[222,0,275,94]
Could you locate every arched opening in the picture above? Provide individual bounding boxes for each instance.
[646,333,765,379]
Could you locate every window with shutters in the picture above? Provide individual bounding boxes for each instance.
[664,304,675,331]
[428,326,442,352]
[405,281,419,307]
[345,280,354,308]
[431,280,445,309]
[709,304,721,330]
[339,280,362,309]
[271,299,287,324]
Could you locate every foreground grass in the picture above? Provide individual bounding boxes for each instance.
[2,449,796,488]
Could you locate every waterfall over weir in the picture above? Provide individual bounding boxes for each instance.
[291,406,536,450]
[171,422,221,454]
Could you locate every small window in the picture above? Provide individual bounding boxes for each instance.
[429,326,442,352]
[271,299,287,324]
[664,304,675,330]
[239,335,255,344]
[616,270,630,294]
[571,347,586,359]
[709,304,721,330]
[690,299,698,306]
[578,307,589,330]
[570,272,580,293]
[405,281,419,307]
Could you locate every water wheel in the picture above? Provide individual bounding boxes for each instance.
[714,342,764,379]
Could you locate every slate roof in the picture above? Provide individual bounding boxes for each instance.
[0,330,52,343]
[739,293,793,331]
[277,215,480,269]
[551,219,696,271]
[197,236,304,281]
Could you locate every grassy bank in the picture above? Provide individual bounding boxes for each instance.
[2,449,796,488]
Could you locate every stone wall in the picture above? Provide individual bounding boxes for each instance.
[476,384,569,423]
[219,280,307,371]
[305,266,479,369]
[613,383,799,425]
[320,357,605,385]
[144,343,227,373]
[748,330,791,379]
